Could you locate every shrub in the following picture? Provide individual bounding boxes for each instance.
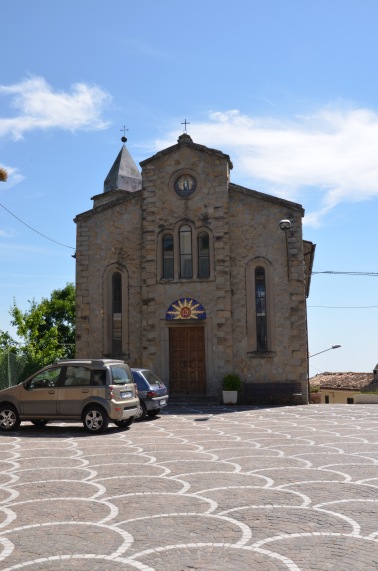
[223,374,242,391]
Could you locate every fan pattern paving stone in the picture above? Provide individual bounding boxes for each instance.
[0,404,378,570]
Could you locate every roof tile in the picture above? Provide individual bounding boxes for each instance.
[310,372,374,390]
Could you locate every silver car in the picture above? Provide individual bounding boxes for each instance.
[0,359,139,434]
[131,368,169,421]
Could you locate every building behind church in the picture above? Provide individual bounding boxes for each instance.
[74,133,315,404]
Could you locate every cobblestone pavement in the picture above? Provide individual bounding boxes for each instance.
[1,404,378,570]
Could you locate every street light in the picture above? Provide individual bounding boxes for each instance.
[309,345,341,358]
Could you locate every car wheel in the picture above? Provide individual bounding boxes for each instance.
[147,408,161,417]
[135,401,147,421]
[83,406,109,434]
[31,419,49,426]
[0,404,21,431]
[114,417,135,429]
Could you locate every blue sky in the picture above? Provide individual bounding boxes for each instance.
[1,0,378,376]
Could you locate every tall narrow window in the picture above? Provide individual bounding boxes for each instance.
[112,272,122,354]
[162,234,174,278]
[179,225,192,278]
[255,266,267,351]
[198,232,210,278]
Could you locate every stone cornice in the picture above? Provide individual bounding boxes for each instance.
[74,190,142,222]
[229,182,304,214]
[140,137,233,170]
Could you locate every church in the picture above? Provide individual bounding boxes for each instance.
[74,131,315,405]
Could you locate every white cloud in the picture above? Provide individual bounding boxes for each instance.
[0,76,111,140]
[157,107,378,226]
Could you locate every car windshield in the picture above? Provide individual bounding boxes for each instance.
[142,370,164,386]
[110,365,133,385]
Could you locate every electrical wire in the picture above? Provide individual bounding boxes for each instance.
[308,305,378,308]
[2,203,377,271]
[312,271,378,276]
[0,202,75,250]
[309,271,378,308]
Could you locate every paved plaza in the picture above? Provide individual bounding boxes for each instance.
[1,404,378,570]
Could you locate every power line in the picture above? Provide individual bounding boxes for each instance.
[308,305,378,308]
[2,204,377,268]
[0,202,75,250]
[312,271,378,276]
[309,271,378,308]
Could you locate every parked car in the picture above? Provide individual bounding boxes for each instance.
[131,368,168,420]
[0,359,139,434]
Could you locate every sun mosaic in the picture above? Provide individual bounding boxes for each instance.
[166,298,206,320]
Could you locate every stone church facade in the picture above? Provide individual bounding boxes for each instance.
[74,133,315,404]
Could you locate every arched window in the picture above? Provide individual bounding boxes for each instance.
[246,258,275,353]
[197,232,210,278]
[112,272,122,354]
[103,264,129,357]
[162,234,174,278]
[255,266,267,351]
[158,224,213,282]
[179,225,192,278]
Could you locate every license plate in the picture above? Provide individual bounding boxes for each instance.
[160,400,166,406]
[120,391,132,399]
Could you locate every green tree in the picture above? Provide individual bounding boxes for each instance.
[0,331,23,389]
[0,330,18,352]
[10,283,76,376]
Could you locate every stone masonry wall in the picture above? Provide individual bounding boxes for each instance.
[75,194,143,363]
[75,139,310,402]
[140,143,234,389]
[228,187,309,399]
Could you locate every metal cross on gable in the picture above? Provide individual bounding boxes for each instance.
[181,119,190,132]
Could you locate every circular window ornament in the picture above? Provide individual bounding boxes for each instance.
[174,174,197,197]
[166,298,206,321]
[180,306,192,319]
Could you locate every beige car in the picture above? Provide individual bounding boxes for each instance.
[0,359,139,434]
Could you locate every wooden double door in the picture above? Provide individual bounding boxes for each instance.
[169,326,206,394]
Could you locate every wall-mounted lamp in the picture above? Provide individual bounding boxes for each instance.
[279,219,291,230]
[309,344,341,358]
[279,219,291,280]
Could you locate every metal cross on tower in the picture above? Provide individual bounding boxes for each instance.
[120,125,129,142]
